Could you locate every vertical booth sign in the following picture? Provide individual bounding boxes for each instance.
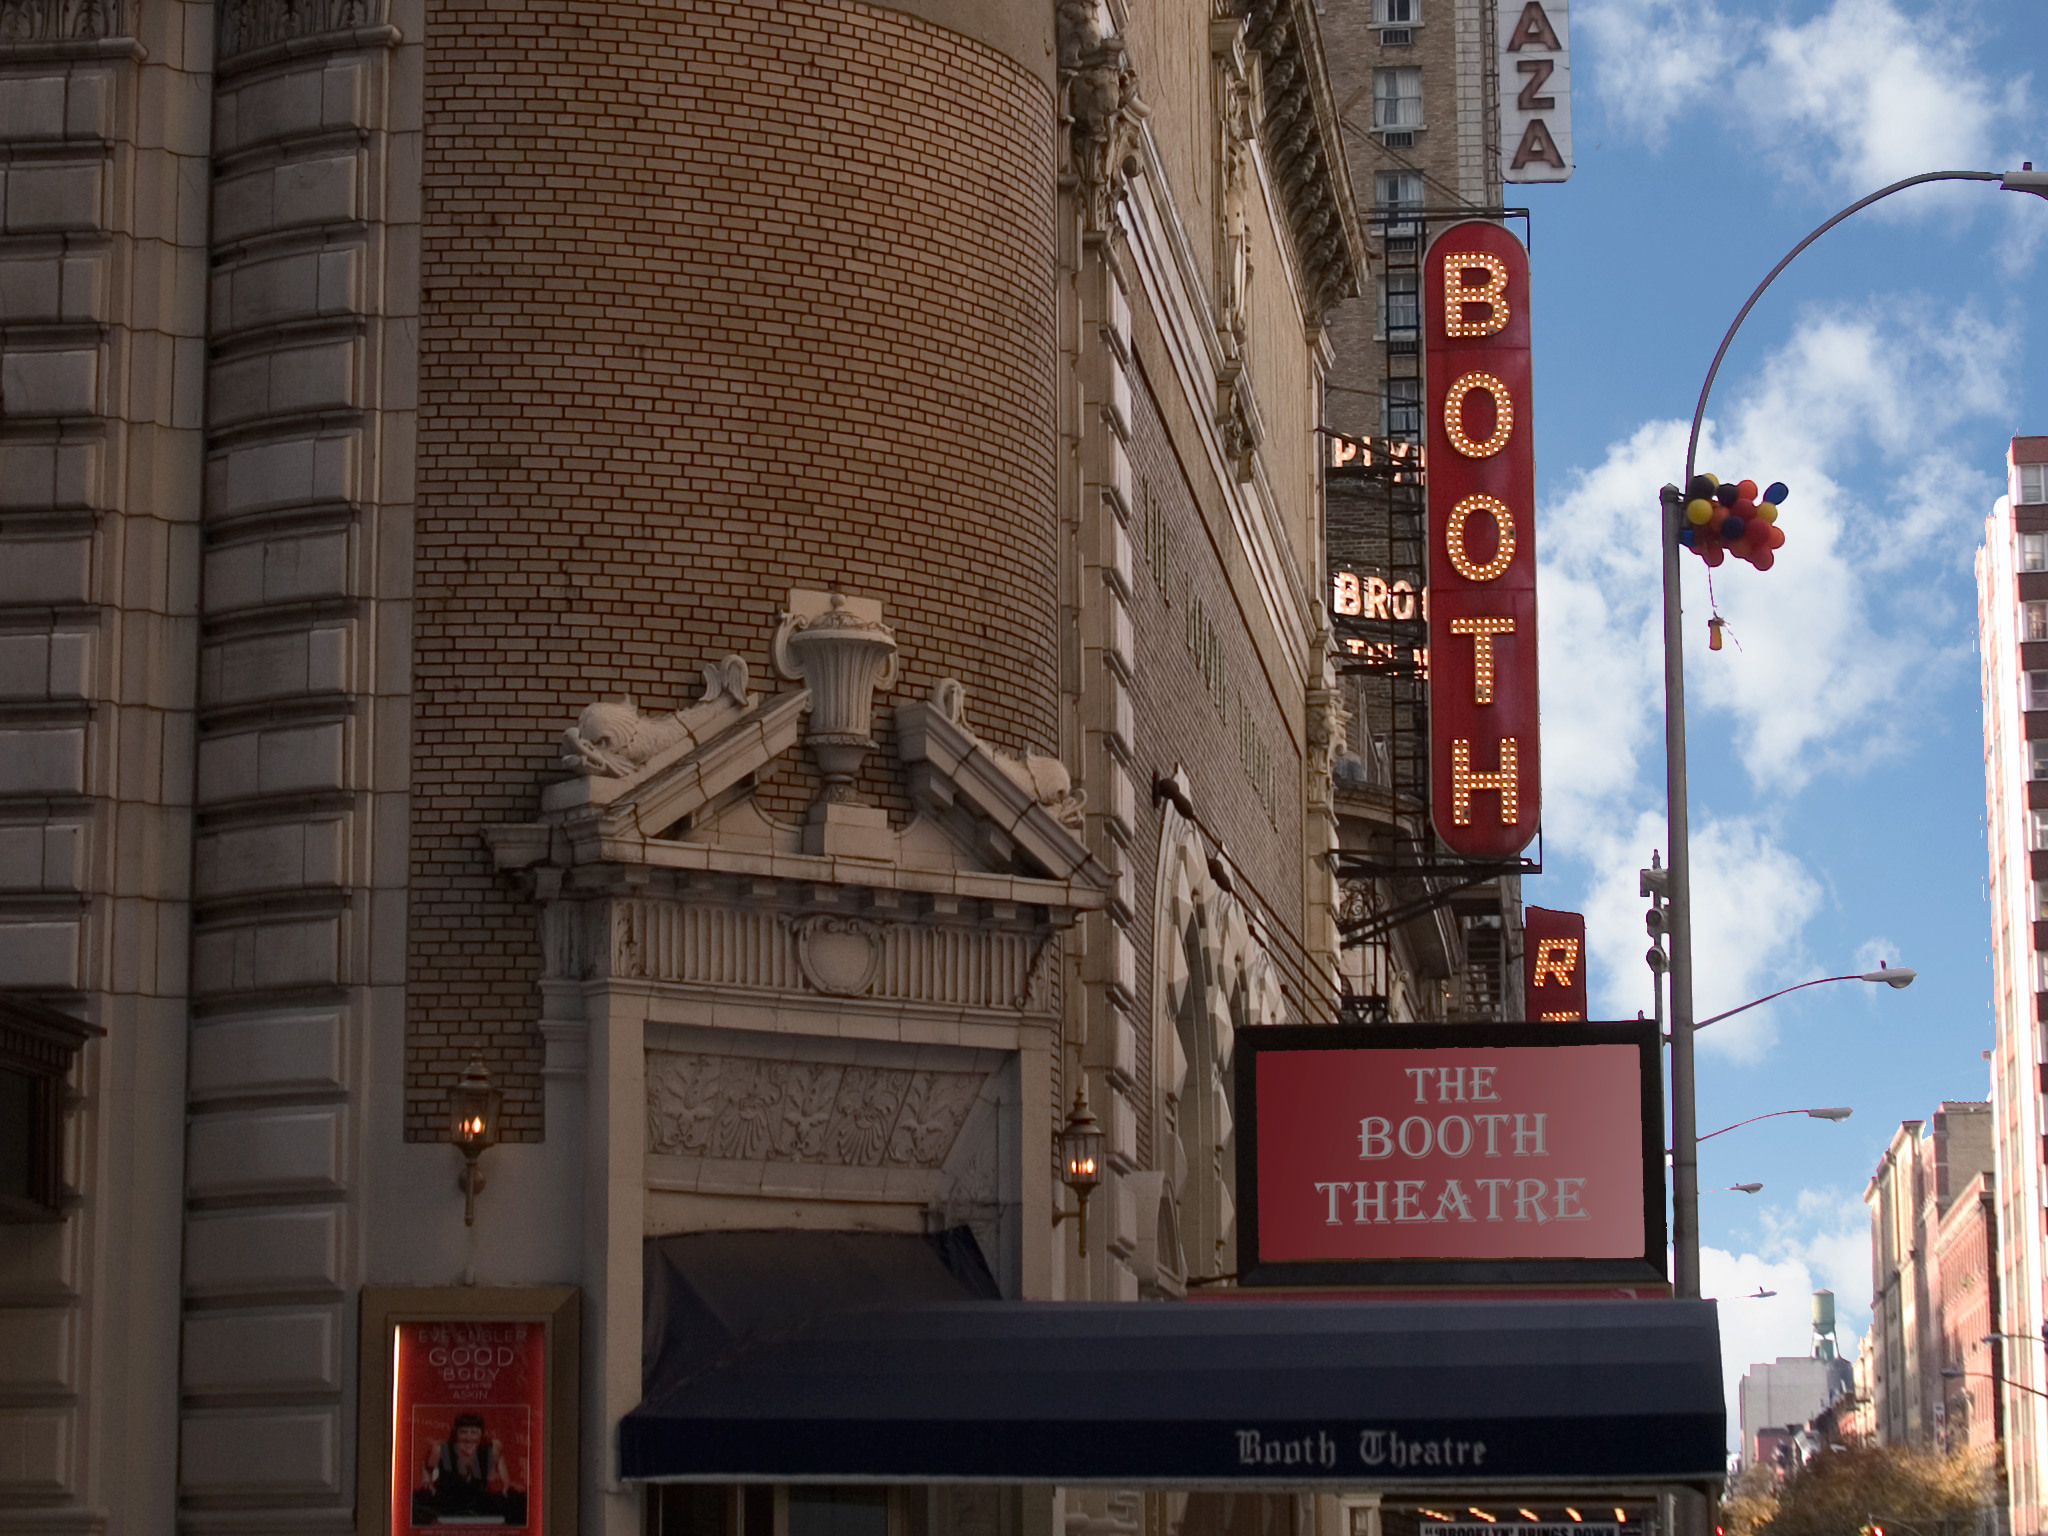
[392,1320,546,1533]
[1425,222,1540,858]
[1523,905,1588,1021]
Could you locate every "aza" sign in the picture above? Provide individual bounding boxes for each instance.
[1425,222,1540,859]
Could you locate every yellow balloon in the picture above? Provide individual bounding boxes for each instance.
[1757,501,1779,524]
[1687,498,1714,524]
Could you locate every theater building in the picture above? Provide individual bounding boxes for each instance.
[0,0,1714,1529]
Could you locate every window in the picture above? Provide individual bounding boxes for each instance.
[1383,377,1422,439]
[1373,0,1418,22]
[1374,169,1424,242]
[2024,532,2047,572]
[2035,951,2048,992]
[0,997,93,1223]
[2031,741,2048,781]
[2028,601,2048,642]
[2029,672,2048,710]
[1378,273,1419,339]
[2036,880,2048,920]
[2020,462,2048,506]
[1373,68,1423,130]
[2031,809,2048,850]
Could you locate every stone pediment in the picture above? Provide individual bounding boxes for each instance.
[489,612,1110,915]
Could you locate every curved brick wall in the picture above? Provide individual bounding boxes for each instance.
[408,0,1060,1136]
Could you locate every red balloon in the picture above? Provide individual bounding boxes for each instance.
[1738,479,1759,501]
[1703,544,1726,567]
[1752,549,1774,571]
[1736,497,1756,515]
[1766,524,1786,549]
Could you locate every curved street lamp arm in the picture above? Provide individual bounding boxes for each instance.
[1699,1108,1805,1143]
[1947,1367,2048,1404]
[1683,171,2003,486]
[1696,974,1864,1030]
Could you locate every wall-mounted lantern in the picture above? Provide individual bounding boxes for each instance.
[447,1059,502,1227]
[1054,1083,1104,1255]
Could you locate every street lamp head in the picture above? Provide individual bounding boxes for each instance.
[2003,165,2048,200]
[1807,1106,1854,1121]
[1730,1182,1764,1193]
[1860,965,1916,989]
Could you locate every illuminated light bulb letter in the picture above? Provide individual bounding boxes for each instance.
[1444,495,1516,582]
[1448,616,1514,703]
[1450,737,1518,825]
[1333,571,1362,615]
[1444,372,1514,458]
[1442,253,1509,338]
[1530,937,1580,988]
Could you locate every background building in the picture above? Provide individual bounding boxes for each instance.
[0,0,1592,1529]
[1737,1347,1842,1472]
[1981,433,2048,1535]
[1864,1102,1995,1448]
[1316,0,1523,1023]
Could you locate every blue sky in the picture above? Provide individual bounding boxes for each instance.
[1510,0,2048,1430]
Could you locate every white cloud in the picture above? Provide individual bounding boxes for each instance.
[1746,0,2025,199]
[1538,297,2008,1045]
[1574,0,1748,146]
[1705,1190,1870,1449]
[1578,0,2039,204]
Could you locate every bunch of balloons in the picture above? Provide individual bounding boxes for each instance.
[1677,474,1788,570]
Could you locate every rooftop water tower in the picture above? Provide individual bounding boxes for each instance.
[1813,1289,1837,1361]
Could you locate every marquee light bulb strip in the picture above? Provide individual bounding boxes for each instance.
[1443,253,1510,337]
[1444,372,1514,458]
[1443,494,1516,582]
[1448,615,1515,703]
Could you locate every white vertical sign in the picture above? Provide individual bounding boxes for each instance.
[1498,0,1572,183]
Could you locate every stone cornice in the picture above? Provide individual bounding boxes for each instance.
[1241,0,1369,325]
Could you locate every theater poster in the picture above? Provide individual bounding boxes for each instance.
[391,1319,546,1533]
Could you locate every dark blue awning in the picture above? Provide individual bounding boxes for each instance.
[624,1232,1724,1489]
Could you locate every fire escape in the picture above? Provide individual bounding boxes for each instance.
[1324,203,1536,1024]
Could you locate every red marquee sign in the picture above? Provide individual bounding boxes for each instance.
[1425,221,1540,858]
[1234,1023,1665,1287]
[1523,905,1588,1021]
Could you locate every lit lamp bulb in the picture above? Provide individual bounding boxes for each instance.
[447,1060,503,1227]
[1056,1083,1106,1256]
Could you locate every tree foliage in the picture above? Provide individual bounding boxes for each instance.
[1737,1443,1989,1536]
[1720,1464,1778,1536]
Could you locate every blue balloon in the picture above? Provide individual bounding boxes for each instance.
[1688,474,1717,500]
[1764,481,1789,504]
[1716,483,1740,506]
[1678,527,1696,547]
[1723,515,1746,540]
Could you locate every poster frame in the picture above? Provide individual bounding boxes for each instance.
[356,1286,580,1536]
[1234,1021,1665,1288]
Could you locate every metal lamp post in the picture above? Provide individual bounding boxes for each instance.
[1663,166,2047,1300]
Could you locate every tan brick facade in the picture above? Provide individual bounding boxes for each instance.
[407,0,1060,1137]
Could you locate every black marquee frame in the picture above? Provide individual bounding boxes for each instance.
[1234,1021,1667,1288]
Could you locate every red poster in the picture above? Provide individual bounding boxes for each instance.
[1425,220,1540,857]
[392,1320,546,1534]
[1254,1044,1643,1262]
[1523,905,1588,1021]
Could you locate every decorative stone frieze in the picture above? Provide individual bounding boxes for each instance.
[645,1050,987,1169]
[608,898,1055,1013]
[926,679,1085,831]
[1215,360,1263,485]
[1305,682,1348,809]
[1238,0,1367,324]
[561,655,752,778]
[1057,0,1150,239]
[217,0,378,58]
[0,0,127,43]
[772,592,898,804]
